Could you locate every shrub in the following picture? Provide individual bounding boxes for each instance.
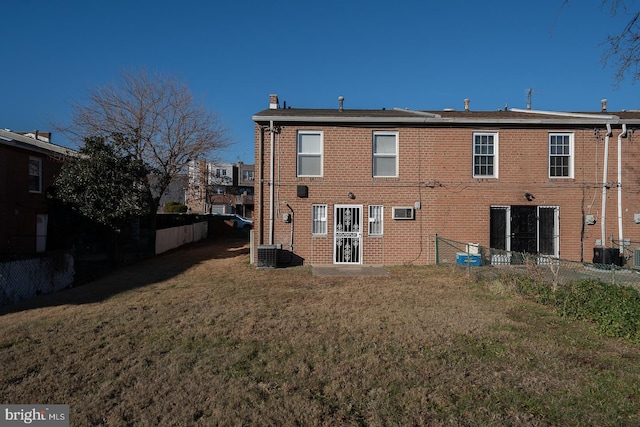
[513,277,640,344]
[163,201,188,213]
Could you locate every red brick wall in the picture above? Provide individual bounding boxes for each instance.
[0,145,63,255]
[254,122,640,265]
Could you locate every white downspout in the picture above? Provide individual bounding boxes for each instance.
[601,123,612,246]
[269,120,275,245]
[618,124,628,254]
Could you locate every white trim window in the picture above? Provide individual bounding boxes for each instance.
[297,131,323,177]
[312,204,327,235]
[549,133,574,178]
[368,205,383,236]
[473,132,498,178]
[373,132,398,177]
[28,157,42,193]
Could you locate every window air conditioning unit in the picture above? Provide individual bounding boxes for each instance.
[256,245,278,268]
[392,207,414,220]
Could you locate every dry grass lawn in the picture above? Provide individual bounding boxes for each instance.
[2,237,640,426]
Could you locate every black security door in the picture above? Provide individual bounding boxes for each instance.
[490,207,507,250]
[510,206,537,254]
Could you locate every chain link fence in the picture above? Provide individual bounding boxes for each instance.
[0,252,74,307]
[435,235,640,290]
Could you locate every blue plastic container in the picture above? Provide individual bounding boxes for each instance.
[456,252,482,266]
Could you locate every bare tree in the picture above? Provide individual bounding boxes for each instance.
[564,0,640,83]
[60,68,229,223]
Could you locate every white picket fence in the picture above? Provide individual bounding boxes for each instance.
[155,221,208,255]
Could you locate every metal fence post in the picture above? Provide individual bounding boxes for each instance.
[435,234,439,264]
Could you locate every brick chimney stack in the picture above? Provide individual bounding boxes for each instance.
[269,94,279,110]
[601,98,608,112]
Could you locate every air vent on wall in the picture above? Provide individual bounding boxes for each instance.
[634,248,640,268]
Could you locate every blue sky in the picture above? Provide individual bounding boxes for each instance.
[2,1,638,163]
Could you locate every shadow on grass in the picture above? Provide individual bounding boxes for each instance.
[0,237,250,315]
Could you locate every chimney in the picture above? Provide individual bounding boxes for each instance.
[338,96,344,111]
[601,98,608,112]
[464,99,470,112]
[269,94,279,110]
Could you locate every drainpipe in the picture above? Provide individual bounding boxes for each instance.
[269,120,275,245]
[618,124,628,255]
[601,123,612,246]
[258,126,265,245]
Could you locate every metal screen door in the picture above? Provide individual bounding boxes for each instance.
[334,205,362,264]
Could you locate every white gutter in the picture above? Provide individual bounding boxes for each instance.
[269,120,275,245]
[618,124,628,254]
[602,123,612,246]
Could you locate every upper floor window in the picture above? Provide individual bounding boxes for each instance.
[312,204,327,235]
[29,157,42,193]
[549,133,573,178]
[473,132,498,178]
[368,205,383,236]
[373,132,398,177]
[242,170,254,181]
[297,131,323,177]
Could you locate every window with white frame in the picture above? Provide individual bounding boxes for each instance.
[297,131,323,177]
[368,205,383,236]
[549,133,573,178]
[373,132,398,177]
[312,204,327,235]
[473,132,498,178]
[28,157,42,193]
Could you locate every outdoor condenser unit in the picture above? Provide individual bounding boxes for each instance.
[593,247,622,266]
[256,245,278,268]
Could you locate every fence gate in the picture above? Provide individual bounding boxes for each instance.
[334,205,362,264]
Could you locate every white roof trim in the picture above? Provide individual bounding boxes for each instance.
[391,107,442,118]
[509,108,619,120]
[0,129,77,157]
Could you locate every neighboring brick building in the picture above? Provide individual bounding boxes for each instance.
[0,129,75,257]
[252,94,640,266]
[185,160,254,216]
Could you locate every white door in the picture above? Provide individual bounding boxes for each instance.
[334,205,362,264]
[36,214,48,253]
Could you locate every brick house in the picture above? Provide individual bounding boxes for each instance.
[252,94,640,266]
[0,130,75,257]
[185,160,254,216]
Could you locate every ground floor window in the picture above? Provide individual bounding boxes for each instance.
[368,205,383,236]
[490,205,559,261]
[312,204,327,235]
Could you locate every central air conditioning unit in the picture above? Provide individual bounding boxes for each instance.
[256,245,278,268]
[593,247,622,266]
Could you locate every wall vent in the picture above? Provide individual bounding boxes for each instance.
[634,248,640,268]
[257,245,278,268]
